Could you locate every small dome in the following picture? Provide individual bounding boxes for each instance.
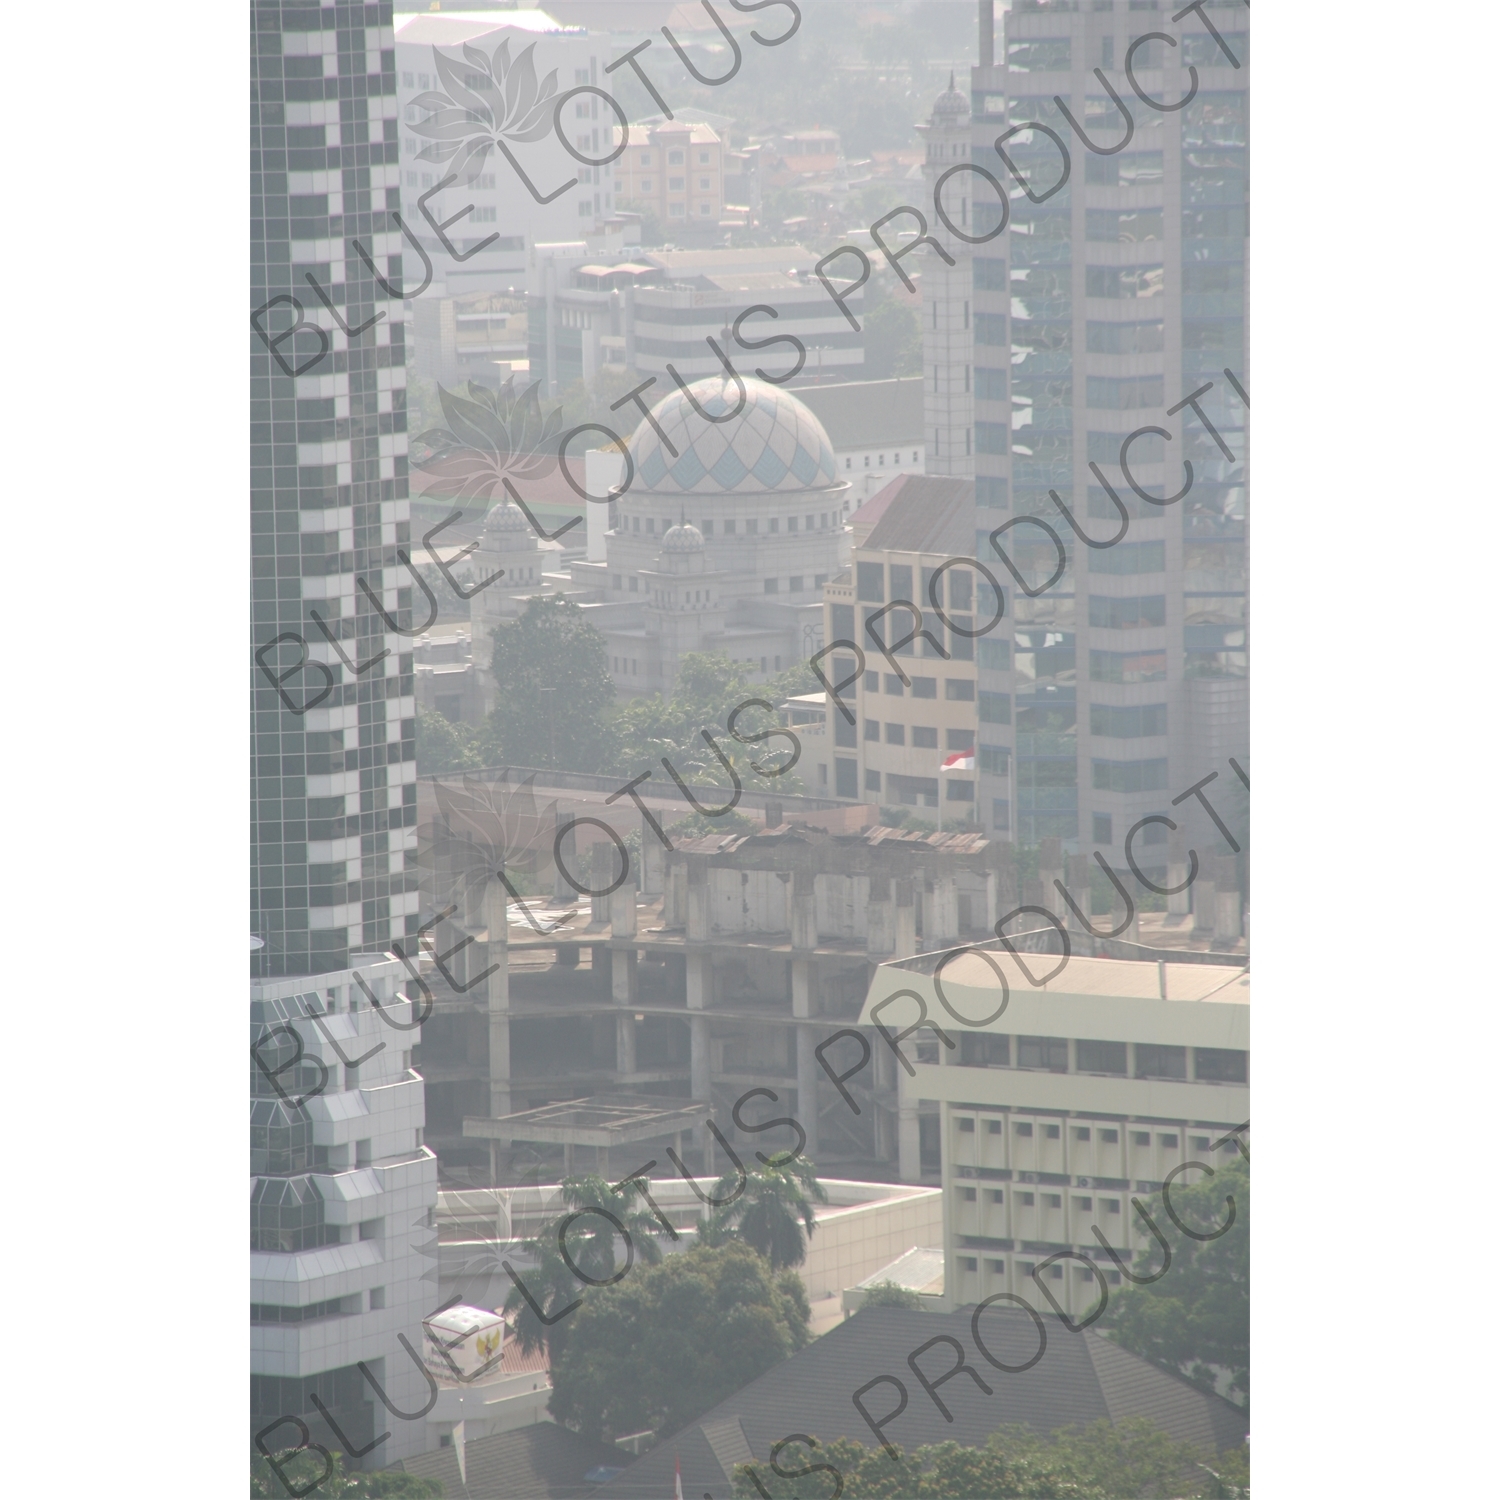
[483,501,530,535]
[933,72,969,118]
[660,521,705,553]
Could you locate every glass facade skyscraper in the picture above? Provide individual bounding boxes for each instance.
[969,0,1248,869]
[252,0,419,978]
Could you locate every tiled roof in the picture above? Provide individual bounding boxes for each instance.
[600,1307,1248,1499]
[860,475,976,556]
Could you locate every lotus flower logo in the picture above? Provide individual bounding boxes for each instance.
[409,41,562,186]
[412,377,563,519]
[421,773,560,911]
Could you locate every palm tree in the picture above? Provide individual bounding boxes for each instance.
[503,1174,671,1360]
[699,1158,829,1271]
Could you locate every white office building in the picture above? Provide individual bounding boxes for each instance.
[252,959,440,1469]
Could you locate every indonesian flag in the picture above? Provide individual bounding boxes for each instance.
[674,1453,684,1500]
[940,749,975,772]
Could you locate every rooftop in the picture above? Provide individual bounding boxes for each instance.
[797,377,925,451]
[859,473,977,556]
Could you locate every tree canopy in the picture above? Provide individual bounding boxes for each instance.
[251,1447,442,1497]
[698,1157,829,1271]
[857,1280,923,1312]
[549,1241,810,1443]
[1101,1152,1250,1408]
[731,1420,1249,1500]
[488,596,618,773]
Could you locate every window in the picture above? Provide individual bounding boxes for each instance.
[856,562,884,602]
[1073,1127,1092,1142]
[959,1119,976,1135]
[987,1189,1004,1204]
[912,677,937,699]
[1104,1198,1121,1214]
[885,722,905,745]
[1092,541,1166,575]
[975,312,1007,345]
[723,519,736,535]
[1191,1135,1212,1151]
[641,152,652,164]
[1159,1134,1179,1149]
[946,679,976,701]
[669,202,685,216]
[978,690,1010,724]
[912,726,938,749]
[1136,1044,1187,1080]
[700,203,712,214]
[1015,1122,1034,1138]
[700,176,710,189]
[641,178,653,191]
[960,1256,979,1272]
[1131,1131,1151,1147]
[865,769,882,791]
[835,758,858,798]
[699,150,710,163]
[1018,1193,1036,1208]
[986,1257,1005,1272]
[976,422,1008,454]
[1091,703,1167,737]
[1093,813,1113,844]
[1101,1128,1119,1144]
[1044,1123,1061,1139]
[864,719,881,740]
[1090,651,1168,685]
[764,578,778,593]
[884,675,905,696]
[962,1187,978,1201]
[1077,1040,1127,1075]
[668,149,684,164]
[987,1120,1004,1134]
[1089,595,1166,629]
[1073,1196,1093,1212]
[369,1286,386,1310]
[1043,1194,1063,1210]
[1195,1047,1249,1083]
[1018,1036,1068,1072]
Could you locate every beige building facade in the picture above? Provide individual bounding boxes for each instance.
[612,120,723,228]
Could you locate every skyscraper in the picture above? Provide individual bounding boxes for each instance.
[969,0,1248,868]
[252,0,419,979]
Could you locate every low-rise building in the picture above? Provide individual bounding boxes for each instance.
[797,378,926,503]
[857,947,1248,1323]
[611,119,724,230]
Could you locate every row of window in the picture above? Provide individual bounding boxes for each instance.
[952,1039,1248,1082]
[863,722,975,749]
[956,1256,1126,1284]
[634,177,715,192]
[867,770,972,801]
[846,451,921,470]
[623,514,837,536]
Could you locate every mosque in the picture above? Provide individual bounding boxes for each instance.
[468,374,853,703]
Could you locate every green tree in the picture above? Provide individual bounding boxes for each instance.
[488,596,618,773]
[863,295,922,379]
[549,1241,810,1442]
[415,708,489,775]
[251,1447,443,1497]
[612,651,805,794]
[502,1174,673,1368]
[731,1419,1246,1499]
[1101,1153,1250,1408]
[700,1157,829,1271]
[858,1279,923,1311]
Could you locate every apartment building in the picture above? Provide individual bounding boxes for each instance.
[820,476,984,816]
[858,945,1248,1321]
[394,9,622,294]
[959,0,1250,861]
[612,119,724,229]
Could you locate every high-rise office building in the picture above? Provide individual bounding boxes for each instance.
[252,0,419,979]
[966,0,1248,867]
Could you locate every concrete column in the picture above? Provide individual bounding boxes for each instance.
[865,876,892,958]
[690,1012,711,1163]
[611,948,637,1004]
[791,958,814,1019]
[484,880,512,1123]
[664,858,687,927]
[640,816,665,897]
[553,813,576,902]
[984,870,998,932]
[796,1026,820,1162]
[1193,869,1217,936]
[1064,853,1092,937]
[893,878,917,959]
[686,855,712,941]
[616,1011,637,1076]
[1111,878,1139,944]
[1214,854,1242,943]
[928,874,959,946]
[790,868,818,951]
[897,1065,921,1183]
[872,1039,891,1162]
[851,874,870,943]
[686,950,712,1010]
[590,841,614,928]
[1167,828,1192,919]
[1038,837,1064,910]
[610,877,637,939]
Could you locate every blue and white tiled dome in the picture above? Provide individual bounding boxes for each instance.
[630,376,841,496]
